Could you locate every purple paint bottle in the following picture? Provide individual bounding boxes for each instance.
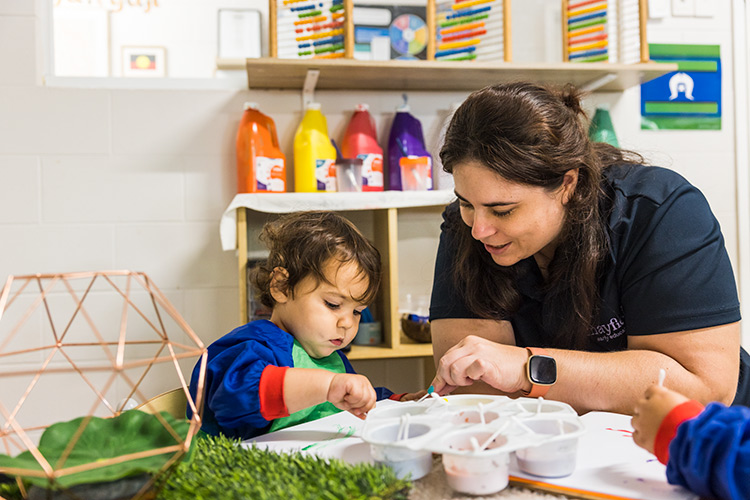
[386,102,432,191]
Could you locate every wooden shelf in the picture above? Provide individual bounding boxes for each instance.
[347,342,433,360]
[217,57,677,93]
[231,196,448,362]
[220,191,454,251]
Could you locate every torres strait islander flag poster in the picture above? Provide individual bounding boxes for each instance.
[641,43,722,130]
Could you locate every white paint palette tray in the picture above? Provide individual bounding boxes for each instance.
[361,394,586,496]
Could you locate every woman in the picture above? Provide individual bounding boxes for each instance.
[429,82,749,415]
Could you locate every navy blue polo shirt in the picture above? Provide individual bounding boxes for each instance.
[430,164,750,406]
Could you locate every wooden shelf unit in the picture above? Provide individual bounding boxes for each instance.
[216,57,677,93]
[231,191,453,361]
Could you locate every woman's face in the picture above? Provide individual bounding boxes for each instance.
[453,160,577,269]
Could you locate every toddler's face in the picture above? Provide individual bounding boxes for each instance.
[271,260,369,358]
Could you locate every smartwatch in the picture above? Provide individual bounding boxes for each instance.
[522,347,557,398]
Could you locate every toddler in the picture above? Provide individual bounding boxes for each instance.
[188,211,423,439]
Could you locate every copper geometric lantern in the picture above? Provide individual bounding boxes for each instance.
[0,270,207,498]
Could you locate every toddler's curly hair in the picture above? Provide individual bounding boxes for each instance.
[251,211,382,309]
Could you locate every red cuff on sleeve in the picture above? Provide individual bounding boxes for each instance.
[260,365,290,420]
[389,393,407,401]
[654,399,704,465]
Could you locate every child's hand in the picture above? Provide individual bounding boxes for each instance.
[399,389,428,401]
[631,385,689,454]
[327,373,376,419]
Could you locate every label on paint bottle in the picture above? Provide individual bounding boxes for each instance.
[315,158,336,191]
[255,157,286,192]
[358,153,383,191]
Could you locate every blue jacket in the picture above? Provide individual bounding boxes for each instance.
[668,402,750,500]
[188,320,393,439]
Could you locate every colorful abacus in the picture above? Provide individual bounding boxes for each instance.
[431,0,510,62]
[271,0,350,58]
[563,0,648,63]
[564,0,610,62]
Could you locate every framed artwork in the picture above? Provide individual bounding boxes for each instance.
[121,46,166,77]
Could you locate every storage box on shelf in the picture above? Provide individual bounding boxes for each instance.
[220,191,454,361]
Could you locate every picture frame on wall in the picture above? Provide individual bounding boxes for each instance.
[121,46,167,77]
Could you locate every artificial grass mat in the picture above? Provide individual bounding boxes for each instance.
[158,434,412,499]
[1,434,412,500]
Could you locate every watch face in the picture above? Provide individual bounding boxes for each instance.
[529,355,557,385]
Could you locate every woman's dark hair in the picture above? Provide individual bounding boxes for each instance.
[251,211,381,309]
[440,82,644,348]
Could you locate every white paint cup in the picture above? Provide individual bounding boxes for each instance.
[441,429,511,495]
[367,422,433,480]
[514,419,581,477]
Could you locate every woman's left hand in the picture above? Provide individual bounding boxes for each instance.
[430,335,529,395]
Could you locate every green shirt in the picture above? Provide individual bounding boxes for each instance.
[268,340,346,432]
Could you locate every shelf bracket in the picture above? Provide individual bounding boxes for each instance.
[302,69,320,108]
[580,73,617,92]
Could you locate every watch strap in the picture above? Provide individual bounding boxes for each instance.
[523,347,552,398]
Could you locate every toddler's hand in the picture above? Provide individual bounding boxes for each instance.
[631,385,689,454]
[327,373,376,419]
[400,389,428,401]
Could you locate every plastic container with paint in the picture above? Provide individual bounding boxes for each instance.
[441,428,511,495]
[514,418,585,477]
[366,421,433,479]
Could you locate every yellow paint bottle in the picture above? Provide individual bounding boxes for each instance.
[293,102,337,193]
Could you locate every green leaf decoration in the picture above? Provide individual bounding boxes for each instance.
[158,434,412,500]
[0,410,191,489]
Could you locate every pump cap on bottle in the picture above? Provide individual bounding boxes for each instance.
[244,102,260,110]
[356,103,370,112]
[305,101,322,110]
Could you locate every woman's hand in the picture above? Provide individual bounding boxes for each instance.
[327,373,377,419]
[430,335,529,396]
[631,385,689,454]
